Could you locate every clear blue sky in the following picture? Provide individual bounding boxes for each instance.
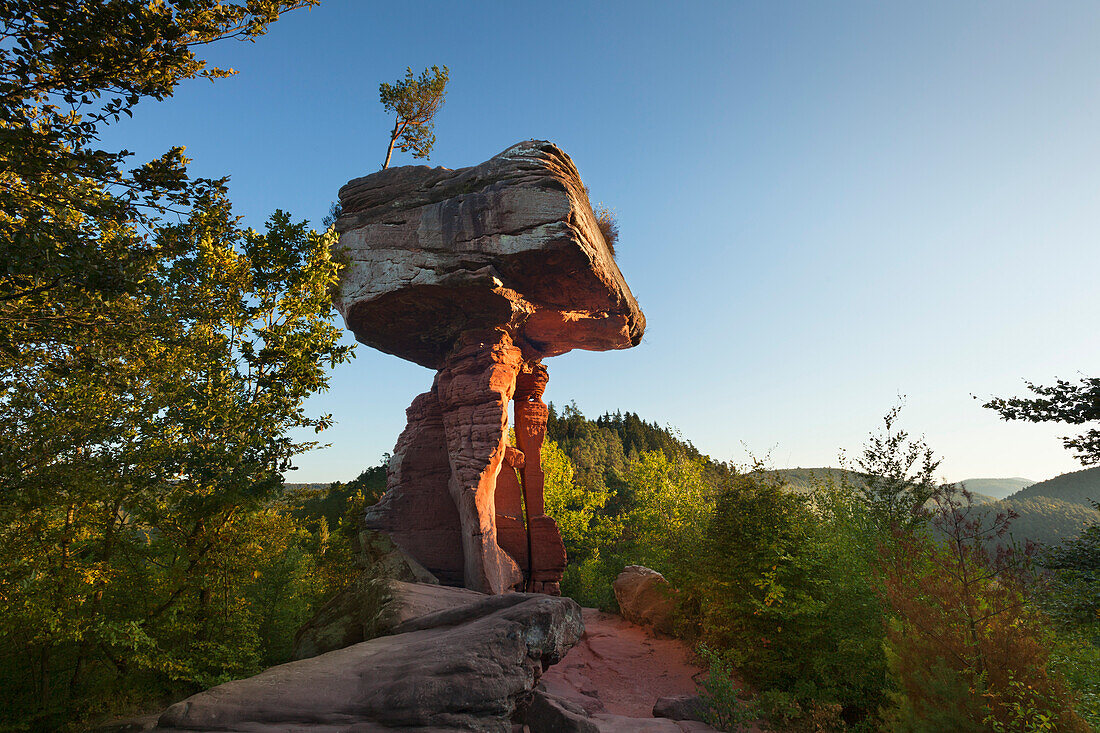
[100,0,1100,483]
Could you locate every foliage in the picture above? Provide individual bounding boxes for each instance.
[1045,627,1100,730]
[877,486,1089,732]
[541,403,1098,731]
[678,471,889,725]
[542,439,620,565]
[543,404,730,610]
[1038,503,1100,728]
[542,437,624,608]
[695,643,759,732]
[1041,502,1100,628]
[291,463,388,534]
[985,376,1100,466]
[0,5,354,726]
[378,65,449,169]
[321,201,343,230]
[1,0,317,352]
[754,467,869,496]
[621,449,715,573]
[0,201,356,729]
[580,187,619,255]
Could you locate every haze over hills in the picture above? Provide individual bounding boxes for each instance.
[759,468,1010,504]
[958,477,1035,501]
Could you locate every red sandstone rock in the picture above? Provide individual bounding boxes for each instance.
[435,330,525,594]
[362,391,463,585]
[337,141,646,595]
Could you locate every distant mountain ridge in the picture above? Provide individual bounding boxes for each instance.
[756,467,867,494]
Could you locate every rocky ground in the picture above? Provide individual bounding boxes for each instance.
[100,570,767,732]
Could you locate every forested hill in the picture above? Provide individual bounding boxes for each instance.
[547,403,711,463]
[293,409,1098,552]
[757,467,868,494]
[1004,466,1100,507]
[545,402,735,495]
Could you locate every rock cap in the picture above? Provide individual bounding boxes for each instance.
[335,140,645,369]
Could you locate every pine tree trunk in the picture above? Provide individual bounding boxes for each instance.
[382,119,401,170]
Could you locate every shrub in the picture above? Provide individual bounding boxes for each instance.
[878,487,1090,732]
[594,204,619,255]
[582,186,619,256]
[1038,503,1100,727]
[757,689,803,728]
[696,643,759,732]
[677,472,889,723]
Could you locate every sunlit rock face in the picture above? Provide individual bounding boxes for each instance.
[335,140,645,595]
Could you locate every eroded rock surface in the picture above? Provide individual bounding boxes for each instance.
[335,140,644,369]
[156,591,584,732]
[292,580,484,661]
[528,608,728,733]
[340,141,645,595]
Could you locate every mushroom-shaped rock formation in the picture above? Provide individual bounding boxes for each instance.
[335,140,645,595]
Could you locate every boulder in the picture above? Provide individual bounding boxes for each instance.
[155,592,584,732]
[653,695,707,722]
[527,690,600,733]
[612,566,676,634]
[340,141,646,596]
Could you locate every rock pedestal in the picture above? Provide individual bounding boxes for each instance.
[339,140,646,595]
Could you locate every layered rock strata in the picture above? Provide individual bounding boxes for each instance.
[338,140,645,595]
[155,589,585,732]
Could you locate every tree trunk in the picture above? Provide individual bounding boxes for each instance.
[382,118,402,169]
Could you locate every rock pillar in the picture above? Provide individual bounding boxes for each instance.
[434,330,525,594]
[514,362,567,595]
[364,337,568,595]
[362,391,463,585]
[494,446,529,574]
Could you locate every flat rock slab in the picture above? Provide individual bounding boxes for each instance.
[335,140,645,369]
[155,593,584,733]
[534,609,764,733]
[293,579,491,660]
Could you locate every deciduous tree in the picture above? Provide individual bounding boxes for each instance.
[0,2,362,726]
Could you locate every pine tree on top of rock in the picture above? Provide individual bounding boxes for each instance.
[379,65,449,169]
